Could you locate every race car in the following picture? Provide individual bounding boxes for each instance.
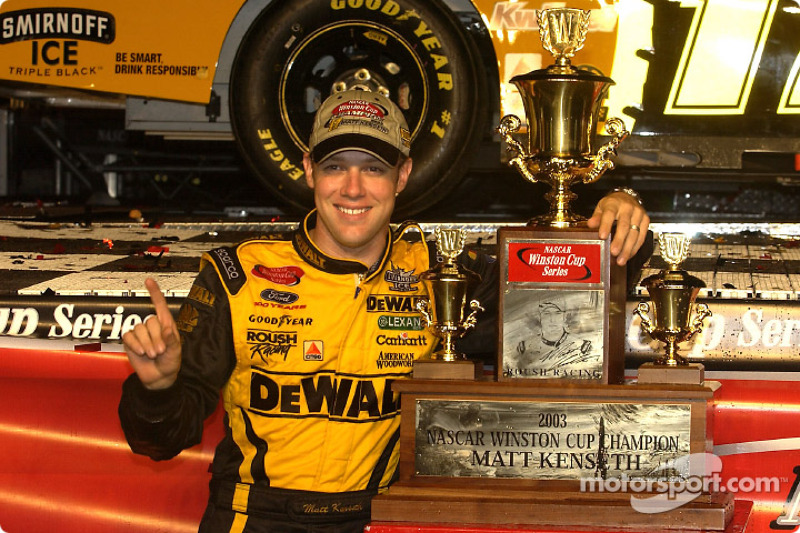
[0,0,798,216]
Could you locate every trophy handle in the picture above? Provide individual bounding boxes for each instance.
[688,302,712,339]
[416,298,432,327]
[498,115,539,184]
[463,299,485,331]
[584,118,629,184]
[634,302,655,334]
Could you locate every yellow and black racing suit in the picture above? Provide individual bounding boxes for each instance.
[119,210,497,531]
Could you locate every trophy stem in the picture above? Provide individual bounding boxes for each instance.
[549,182,577,227]
[530,181,583,228]
[431,331,464,362]
[657,340,688,366]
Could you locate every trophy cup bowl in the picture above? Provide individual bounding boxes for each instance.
[635,233,712,368]
[416,228,483,363]
[497,8,629,228]
[417,268,482,361]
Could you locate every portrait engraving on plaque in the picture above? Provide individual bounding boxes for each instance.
[502,290,604,379]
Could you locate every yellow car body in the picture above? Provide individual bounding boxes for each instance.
[3,0,797,121]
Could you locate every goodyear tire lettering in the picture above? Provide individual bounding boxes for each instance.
[330,0,402,15]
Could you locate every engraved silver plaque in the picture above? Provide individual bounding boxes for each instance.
[414,399,691,480]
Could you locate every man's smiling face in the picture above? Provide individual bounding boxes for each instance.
[303,150,411,266]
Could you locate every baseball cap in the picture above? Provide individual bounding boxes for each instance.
[309,89,411,166]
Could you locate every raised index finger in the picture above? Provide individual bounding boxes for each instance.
[145,277,173,326]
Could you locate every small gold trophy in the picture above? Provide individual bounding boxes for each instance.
[497,8,629,228]
[414,228,484,380]
[635,233,711,384]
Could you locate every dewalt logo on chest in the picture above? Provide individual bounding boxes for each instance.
[249,372,399,420]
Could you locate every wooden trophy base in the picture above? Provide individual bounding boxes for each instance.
[372,485,734,531]
[372,379,729,530]
[638,362,705,385]
[413,359,483,380]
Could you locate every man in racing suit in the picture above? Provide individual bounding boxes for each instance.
[118,89,650,532]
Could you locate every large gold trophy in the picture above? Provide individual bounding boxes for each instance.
[498,8,629,228]
[414,228,484,379]
[635,233,712,383]
[497,8,627,383]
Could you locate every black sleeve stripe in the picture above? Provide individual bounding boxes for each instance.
[367,426,401,490]
[240,407,270,485]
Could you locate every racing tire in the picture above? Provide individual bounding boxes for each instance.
[229,0,489,219]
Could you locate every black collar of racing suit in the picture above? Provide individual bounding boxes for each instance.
[293,210,393,281]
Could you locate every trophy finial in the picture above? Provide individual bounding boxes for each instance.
[659,233,691,270]
[435,228,467,264]
[537,8,591,68]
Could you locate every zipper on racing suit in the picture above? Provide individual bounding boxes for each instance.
[354,272,364,298]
